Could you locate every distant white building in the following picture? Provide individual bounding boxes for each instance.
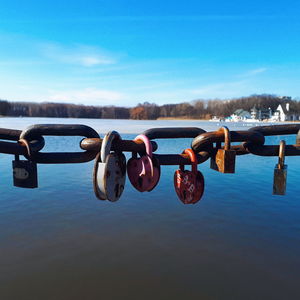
[272,103,299,121]
[250,106,272,121]
[230,109,251,121]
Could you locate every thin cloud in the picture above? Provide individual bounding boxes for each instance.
[48,88,125,105]
[190,80,250,99]
[241,68,267,77]
[40,43,116,67]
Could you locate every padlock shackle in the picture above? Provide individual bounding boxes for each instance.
[219,127,231,150]
[278,140,286,168]
[101,131,121,162]
[296,129,300,145]
[18,138,32,157]
[180,148,197,173]
[134,134,153,158]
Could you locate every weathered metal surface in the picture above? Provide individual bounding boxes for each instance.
[273,166,287,195]
[174,148,205,204]
[143,127,208,167]
[210,127,236,173]
[249,124,300,136]
[244,143,300,156]
[296,129,300,145]
[127,134,160,192]
[273,140,287,195]
[20,124,99,139]
[1,123,300,199]
[80,138,158,153]
[94,153,126,201]
[22,151,97,164]
[19,124,99,164]
[192,129,265,153]
[0,127,45,155]
[0,128,22,140]
[143,127,206,139]
[93,131,126,202]
[153,152,210,165]
[12,156,38,188]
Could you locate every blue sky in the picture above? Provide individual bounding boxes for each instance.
[0,0,300,106]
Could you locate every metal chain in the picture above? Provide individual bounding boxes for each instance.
[1,123,299,162]
[1,123,299,201]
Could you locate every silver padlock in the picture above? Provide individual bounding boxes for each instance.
[93,131,126,202]
[273,140,287,195]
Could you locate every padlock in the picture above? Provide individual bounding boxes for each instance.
[127,134,160,192]
[174,148,204,204]
[273,140,287,195]
[210,126,236,173]
[12,155,38,188]
[296,129,300,145]
[93,131,126,202]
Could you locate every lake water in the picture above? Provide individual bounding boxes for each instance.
[0,118,299,300]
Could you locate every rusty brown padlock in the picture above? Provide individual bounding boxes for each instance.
[210,126,236,173]
[273,140,287,195]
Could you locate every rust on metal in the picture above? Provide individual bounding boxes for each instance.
[80,137,158,153]
[19,124,99,164]
[153,151,210,165]
[143,127,206,139]
[249,124,300,136]
[192,129,265,153]
[273,140,287,195]
[210,126,236,173]
[244,143,300,156]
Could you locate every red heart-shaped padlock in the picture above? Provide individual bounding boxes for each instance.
[174,148,204,204]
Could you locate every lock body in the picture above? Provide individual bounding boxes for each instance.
[127,134,160,192]
[210,127,236,173]
[97,153,126,201]
[273,140,287,195]
[12,160,38,188]
[273,164,287,195]
[93,131,127,201]
[211,149,236,173]
[174,148,205,204]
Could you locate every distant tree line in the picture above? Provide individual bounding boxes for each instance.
[0,101,129,119]
[129,95,300,119]
[0,94,299,120]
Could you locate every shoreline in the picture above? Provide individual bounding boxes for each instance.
[1,115,299,123]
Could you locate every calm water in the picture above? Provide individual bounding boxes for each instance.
[0,118,299,300]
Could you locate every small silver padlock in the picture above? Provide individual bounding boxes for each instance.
[12,155,38,188]
[93,131,126,202]
[273,140,287,195]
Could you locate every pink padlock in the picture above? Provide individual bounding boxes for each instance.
[127,134,160,192]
